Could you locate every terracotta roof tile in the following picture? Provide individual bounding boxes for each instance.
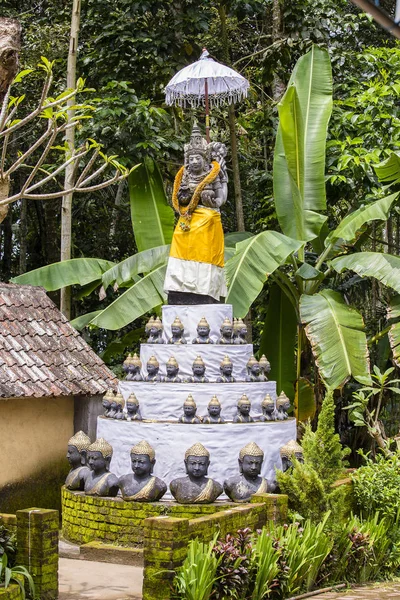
[0,283,117,398]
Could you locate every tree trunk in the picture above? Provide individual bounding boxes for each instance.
[110,180,125,242]
[1,207,12,281]
[218,3,245,232]
[60,0,81,319]
[19,198,27,273]
[0,18,20,103]
[272,0,285,101]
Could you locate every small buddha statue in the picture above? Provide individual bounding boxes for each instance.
[168,317,187,344]
[233,394,254,423]
[124,353,143,381]
[276,391,291,420]
[102,389,114,417]
[245,355,267,382]
[163,356,182,383]
[114,392,126,420]
[202,395,225,424]
[84,438,119,497]
[170,443,223,504]
[145,315,155,338]
[185,355,209,383]
[259,394,277,421]
[118,440,167,502]
[126,393,142,421]
[216,355,236,383]
[224,442,270,502]
[192,317,214,344]
[280,440,304,472]
[259,354,271,379]
[65,431,91,490]
[145,355,162,382]
[233,318,248,345]
[147,316,164,344]
[107,393,119,419]
[179,394,201,423]
[218,317,233,344]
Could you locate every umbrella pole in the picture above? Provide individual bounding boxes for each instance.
[205,78,210,143]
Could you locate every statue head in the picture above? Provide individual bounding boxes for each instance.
[277,391,291,413]
[238,394,251,416]
[246,355,260,376]
[102,389,114,410]
[114,392,125,412]
[130,440,155,477]
[280,439,303,472]
[128,353,142,374]
[166,356,179,377]
[171,316,184,337]
[192,355,206,377]
[262,394,275,415]
[67,431,91,467]
[184,122,209,171]
[234,318,247,338]
[220,355,233,377]
[208,395,221,418]
[183,394,197,418]
[149,317,163,337]
[145,316,155,335]
[87,438,113,474]
[259,354,271,374]
[239,442,264,480]
[126,393,139,414]
[146,355,159,376]
[123,353,132,374]
[220,317,233,338]
[184,442,210,479]
[197,316,210,338]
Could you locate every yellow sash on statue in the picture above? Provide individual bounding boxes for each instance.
[87,473,111,495]
[125,477,156,501]
[170,207,224,267]
[256,479,268,494]
[193,478,214,503]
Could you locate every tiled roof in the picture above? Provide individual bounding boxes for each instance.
[0,283,117,398]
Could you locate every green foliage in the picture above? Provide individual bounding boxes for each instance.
[173,536,220,600]
[0,554,35,600]
[0,526,16,568]
[249,529,280,600]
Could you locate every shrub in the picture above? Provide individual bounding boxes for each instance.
[0,553,35,600]
[173,536,220,600]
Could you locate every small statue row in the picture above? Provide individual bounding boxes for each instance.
[145,315,248,345]
[67,433,301,503]
[123,353,271,383]
[102,390,291,423]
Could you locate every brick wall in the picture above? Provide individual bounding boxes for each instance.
[0,584,23,599]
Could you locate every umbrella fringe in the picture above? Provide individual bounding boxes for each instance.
[165,88,248,108]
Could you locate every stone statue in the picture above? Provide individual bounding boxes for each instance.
[186,355,209,383]
[170,443,223,503]
[245,356,267,382]
[163,356,181,383]
[216,355,235,383]
[102,389,114,417]
[192,316,214,344]
[126,393,142,421]
[118,440,167,502]
[164,123,228,305]
[179,394,201,424]
[113,392,125,420]
[145,355,162,382]
[84,438,119,497]
[259,394,276,421]
[202,395,225,424]
[276,392,291,420]
[259,354,271,379]
[145,316,155,338]
[124,353,143,381]
[168,317,187,344]
[65,431,91,490]
[280,440,304,472]
[224,442,270,502]
[107,393,119,419]
[146,316,164,344]
[233,318,248,345]
[233,394,254,423]
[218,317,233,344]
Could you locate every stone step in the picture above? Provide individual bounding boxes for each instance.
[80,542,144,567]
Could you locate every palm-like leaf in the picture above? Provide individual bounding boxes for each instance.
[295,377,316,421]
[11,258,115,291]
[374,152,400,184]
[331,252,400,294]
[101,244,170,290]
[388,296,400,367]
[225,231,303,317]
[300,290,371,389]
[273,45,332,242]
[129,158,175,252]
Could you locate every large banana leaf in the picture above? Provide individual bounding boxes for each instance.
[325,193,399,247]
[101,245,170,291]
[300,290,371,390]
[70,311,103,331]
[374,152,400,184]
[224,231,254,246]
[11,258,115,291]
[259,284,297,401]
[295,377,316,421]
[129,158,175,252]
[273,45,332,242]
[331,252,400,294]
[225,231,303,317]
[388,296,400,367]
[90,264,167,330]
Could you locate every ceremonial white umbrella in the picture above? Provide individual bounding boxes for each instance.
[165,49,250,142]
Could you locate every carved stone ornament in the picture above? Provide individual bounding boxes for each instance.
[163,356,181,383]
[216,355,235,383]
[185,355,209,383]
[280,439,303,472]
[218,317,233,344]
[202,395,225,424]
[126,393,142,421]
[192,316,213,344]
[168,317,187,344]
[232,318,247,345]
[145,355,162,382]
[233,394,254,423]
[146,316,164,344]
[179,394,201,423]
[276,391,291,420]
[259,393,277,422]
[124,353,143,381]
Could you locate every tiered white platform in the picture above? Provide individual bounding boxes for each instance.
[97,303,297,498]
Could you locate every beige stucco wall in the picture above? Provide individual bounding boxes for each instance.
[0,396,74,487]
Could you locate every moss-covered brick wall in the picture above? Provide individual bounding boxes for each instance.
[142,493,288,600]
[0,513,17,534]
[0,584,23,600]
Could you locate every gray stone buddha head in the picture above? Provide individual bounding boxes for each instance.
[130,440,155,477]
[67,431,91,468]
[237,394,251,418]
[87,438,113,475]
[197,317,211,339]
[102,389,114,413]
[261,394,275,418]
[276,391,291,418]
[246,355,261,377]
[183,394,197,420]
[208,395,221,419]
[126,393,140,418]
[192,355,206,378]
[166,356,179,378]
[184,442,210,479]
[145,316,155,336]
[220,355,233,378]
[146,355,160,377]
[259,354,271,376]
[234,318,248,341]
[220,317,233,339]
[280,439,303,472]
[171,316,185,339]
[239,442,264,480]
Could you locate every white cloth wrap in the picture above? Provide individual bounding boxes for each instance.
[119,381,277,421]
[161,304,233,343]
[164,257,227,301]
[97,417,297,499]
[140,344,253,381]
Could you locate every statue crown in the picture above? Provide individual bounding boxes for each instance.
[238,394,250,407]
[220,355,232,367]
[130,353,142,368]
[172,316,184,330]
[221,317,232,329]
[131,440,155,460]
[233,318,245,332]
[185,442,210,460]
[184,122,210,162]
[208,395,221,407]
[153,317,163,330]
[239,442,264,461]
[259,354,271,370]
[88,438,113,458]
[184,393,196,408]
[127,393,139,405]
[246,355,258,369]
[277,391,290,408]
[198,316,209,328]
[103,389,115,402]
[193,355,205,367]
[147,355,159,367]
[167,356,179,367]
[114,392,125,407]
[68,430,91,453]
[280,439,303,458]
[145,316,155,331]
[262,393,274,407]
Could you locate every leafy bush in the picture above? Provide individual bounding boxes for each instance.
[212,529,252,600]
[173,536,220,600]
[0,524,16,568]
[0,553,35,600]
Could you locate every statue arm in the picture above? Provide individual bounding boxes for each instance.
[212,158,228,208]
